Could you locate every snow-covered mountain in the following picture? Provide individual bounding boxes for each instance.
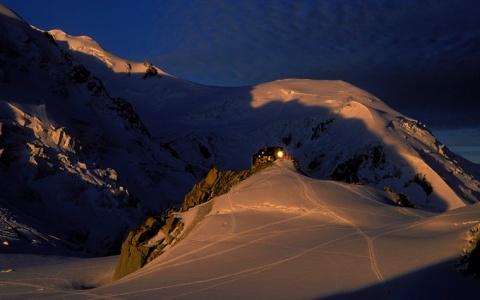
[50,26,480,209]
[0,6,194,255]
[1,4,480,298]
[1,3,480,257]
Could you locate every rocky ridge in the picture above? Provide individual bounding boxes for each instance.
[113,165,264,280]
[180,167,255,212]
[113,211,183,281]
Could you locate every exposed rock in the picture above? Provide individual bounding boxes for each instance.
[460,223,480,277]
[467,243,480,277]
[143,61,159,79]
[107,168,118,181]
[28,155,55,180]
[57,153,70,165]
[311,118,334,141]
[331,143,387,184]
[108,97,151,137]
[68,64,90,83]
[179,167,254,212]
[43,126,79,153]
[384,186,417,208]
[113,217,161,280]
[61,49,149,138]
[86,76,107,96]
[113,213,183,281]
[27,142,46,158]
[456,223,480,276]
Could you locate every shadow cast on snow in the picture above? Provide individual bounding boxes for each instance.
[319,258,480,300]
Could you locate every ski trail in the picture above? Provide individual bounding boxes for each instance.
[337,182,417,217]
[285,168,392,296]
[124,211,310,280]
[226,192,237,235]
[329,180,436,239]
[161,233,362,300]
[104,231,361,299]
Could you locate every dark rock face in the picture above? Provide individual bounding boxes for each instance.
[330,143,387,184]
[179,167,254,212]
[142,61,159,79]
[63,50,150,137]
[108,97,151,137]
[467,244,480,277]
[113,213,184,281]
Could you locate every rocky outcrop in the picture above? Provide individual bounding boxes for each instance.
[143,61,159,79]
[179,167,255,212]
[464,224,480,277]
[467,243,480,277]
[456,223,480,277]
[113,212,184,280]
[108,97,150,137]
[113,166,259,280]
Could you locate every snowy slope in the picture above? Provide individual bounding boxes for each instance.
[1,160,480,299]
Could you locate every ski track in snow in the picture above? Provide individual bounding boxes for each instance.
[226,193,237,236]
[102,229,363,300]
[281,165,392,296]
[151,236,364,299]
[123,212,311,275]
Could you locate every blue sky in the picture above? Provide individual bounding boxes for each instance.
[2,1,158,61]
[2,0,480,162]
